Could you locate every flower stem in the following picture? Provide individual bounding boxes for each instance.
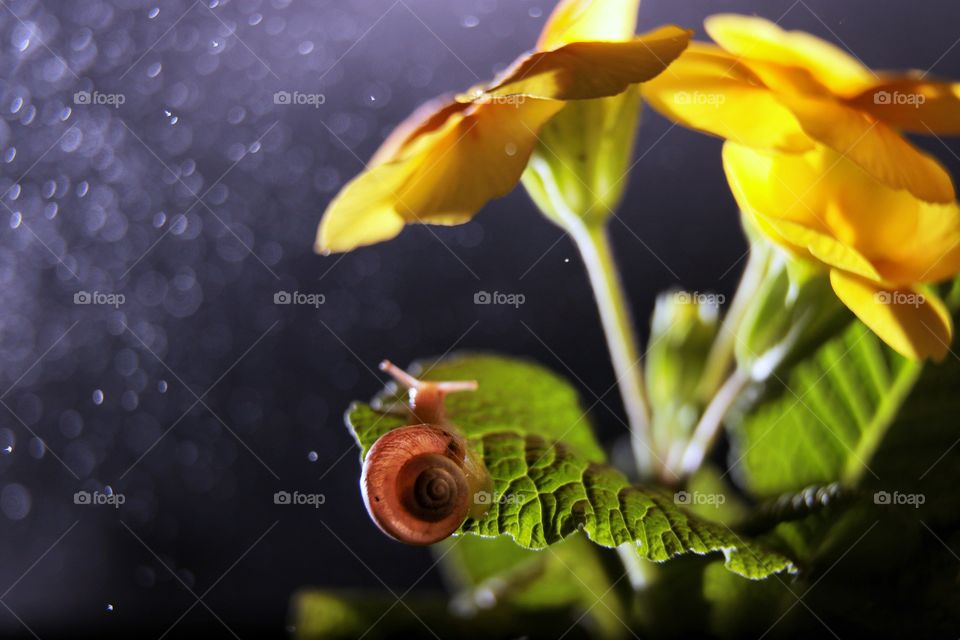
[567,219,656,479]
[675,367,751,476]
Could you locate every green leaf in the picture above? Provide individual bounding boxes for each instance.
[347,353,795,580]
[731,322,922,497]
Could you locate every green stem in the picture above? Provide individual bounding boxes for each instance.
[568,220,655,479]
[674,367,751,477]
[697,244,772,402]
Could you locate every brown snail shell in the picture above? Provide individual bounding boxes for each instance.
[361,424,488,545]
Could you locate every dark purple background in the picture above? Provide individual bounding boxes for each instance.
[0,0,958,637]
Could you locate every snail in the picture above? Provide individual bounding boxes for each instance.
[361,360,492,545]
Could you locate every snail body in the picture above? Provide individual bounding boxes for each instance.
[360,361,492,545]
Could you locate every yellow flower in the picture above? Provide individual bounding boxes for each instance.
[643,14,960,203]
[316,0,691,253]
[724,144,960,361]
[643,15,960,361]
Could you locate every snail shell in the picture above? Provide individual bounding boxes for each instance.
[361,424,489,545]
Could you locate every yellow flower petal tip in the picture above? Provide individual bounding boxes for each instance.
[830,271,953,362]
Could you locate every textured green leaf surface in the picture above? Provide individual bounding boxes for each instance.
[732,323,922,497]
[347,353,795,579]
[707,283,960,636]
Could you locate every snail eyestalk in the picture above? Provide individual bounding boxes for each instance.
[360,362,491,545]
[379,360,478,425]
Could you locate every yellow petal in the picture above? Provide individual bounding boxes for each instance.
[368,96,468,166]
[724,142,960,285]
[642,44,814,152]
[830,270,953,361]
[704,14,876,98]
[849,79,960,135]
[317,97,565,253]
[722,142,828,230]
[538,0,640,50]
[775,92,956,203]
[486,26,691,101]
[315,163,410,253]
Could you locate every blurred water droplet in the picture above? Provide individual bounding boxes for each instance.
[298,41,314,55]
[158,380,168,393]
[92,389,104,405]
[9,211,22,229]
[462,15,480,28]
[147,62,162,78]
[307,451,318,462]
[106,603,114,612]
[148,7,160,19]
[529,7,543,18]
[121,390,139,411]
[28,438,45,459]
[1,484,30,520]
[227,106,246,125]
